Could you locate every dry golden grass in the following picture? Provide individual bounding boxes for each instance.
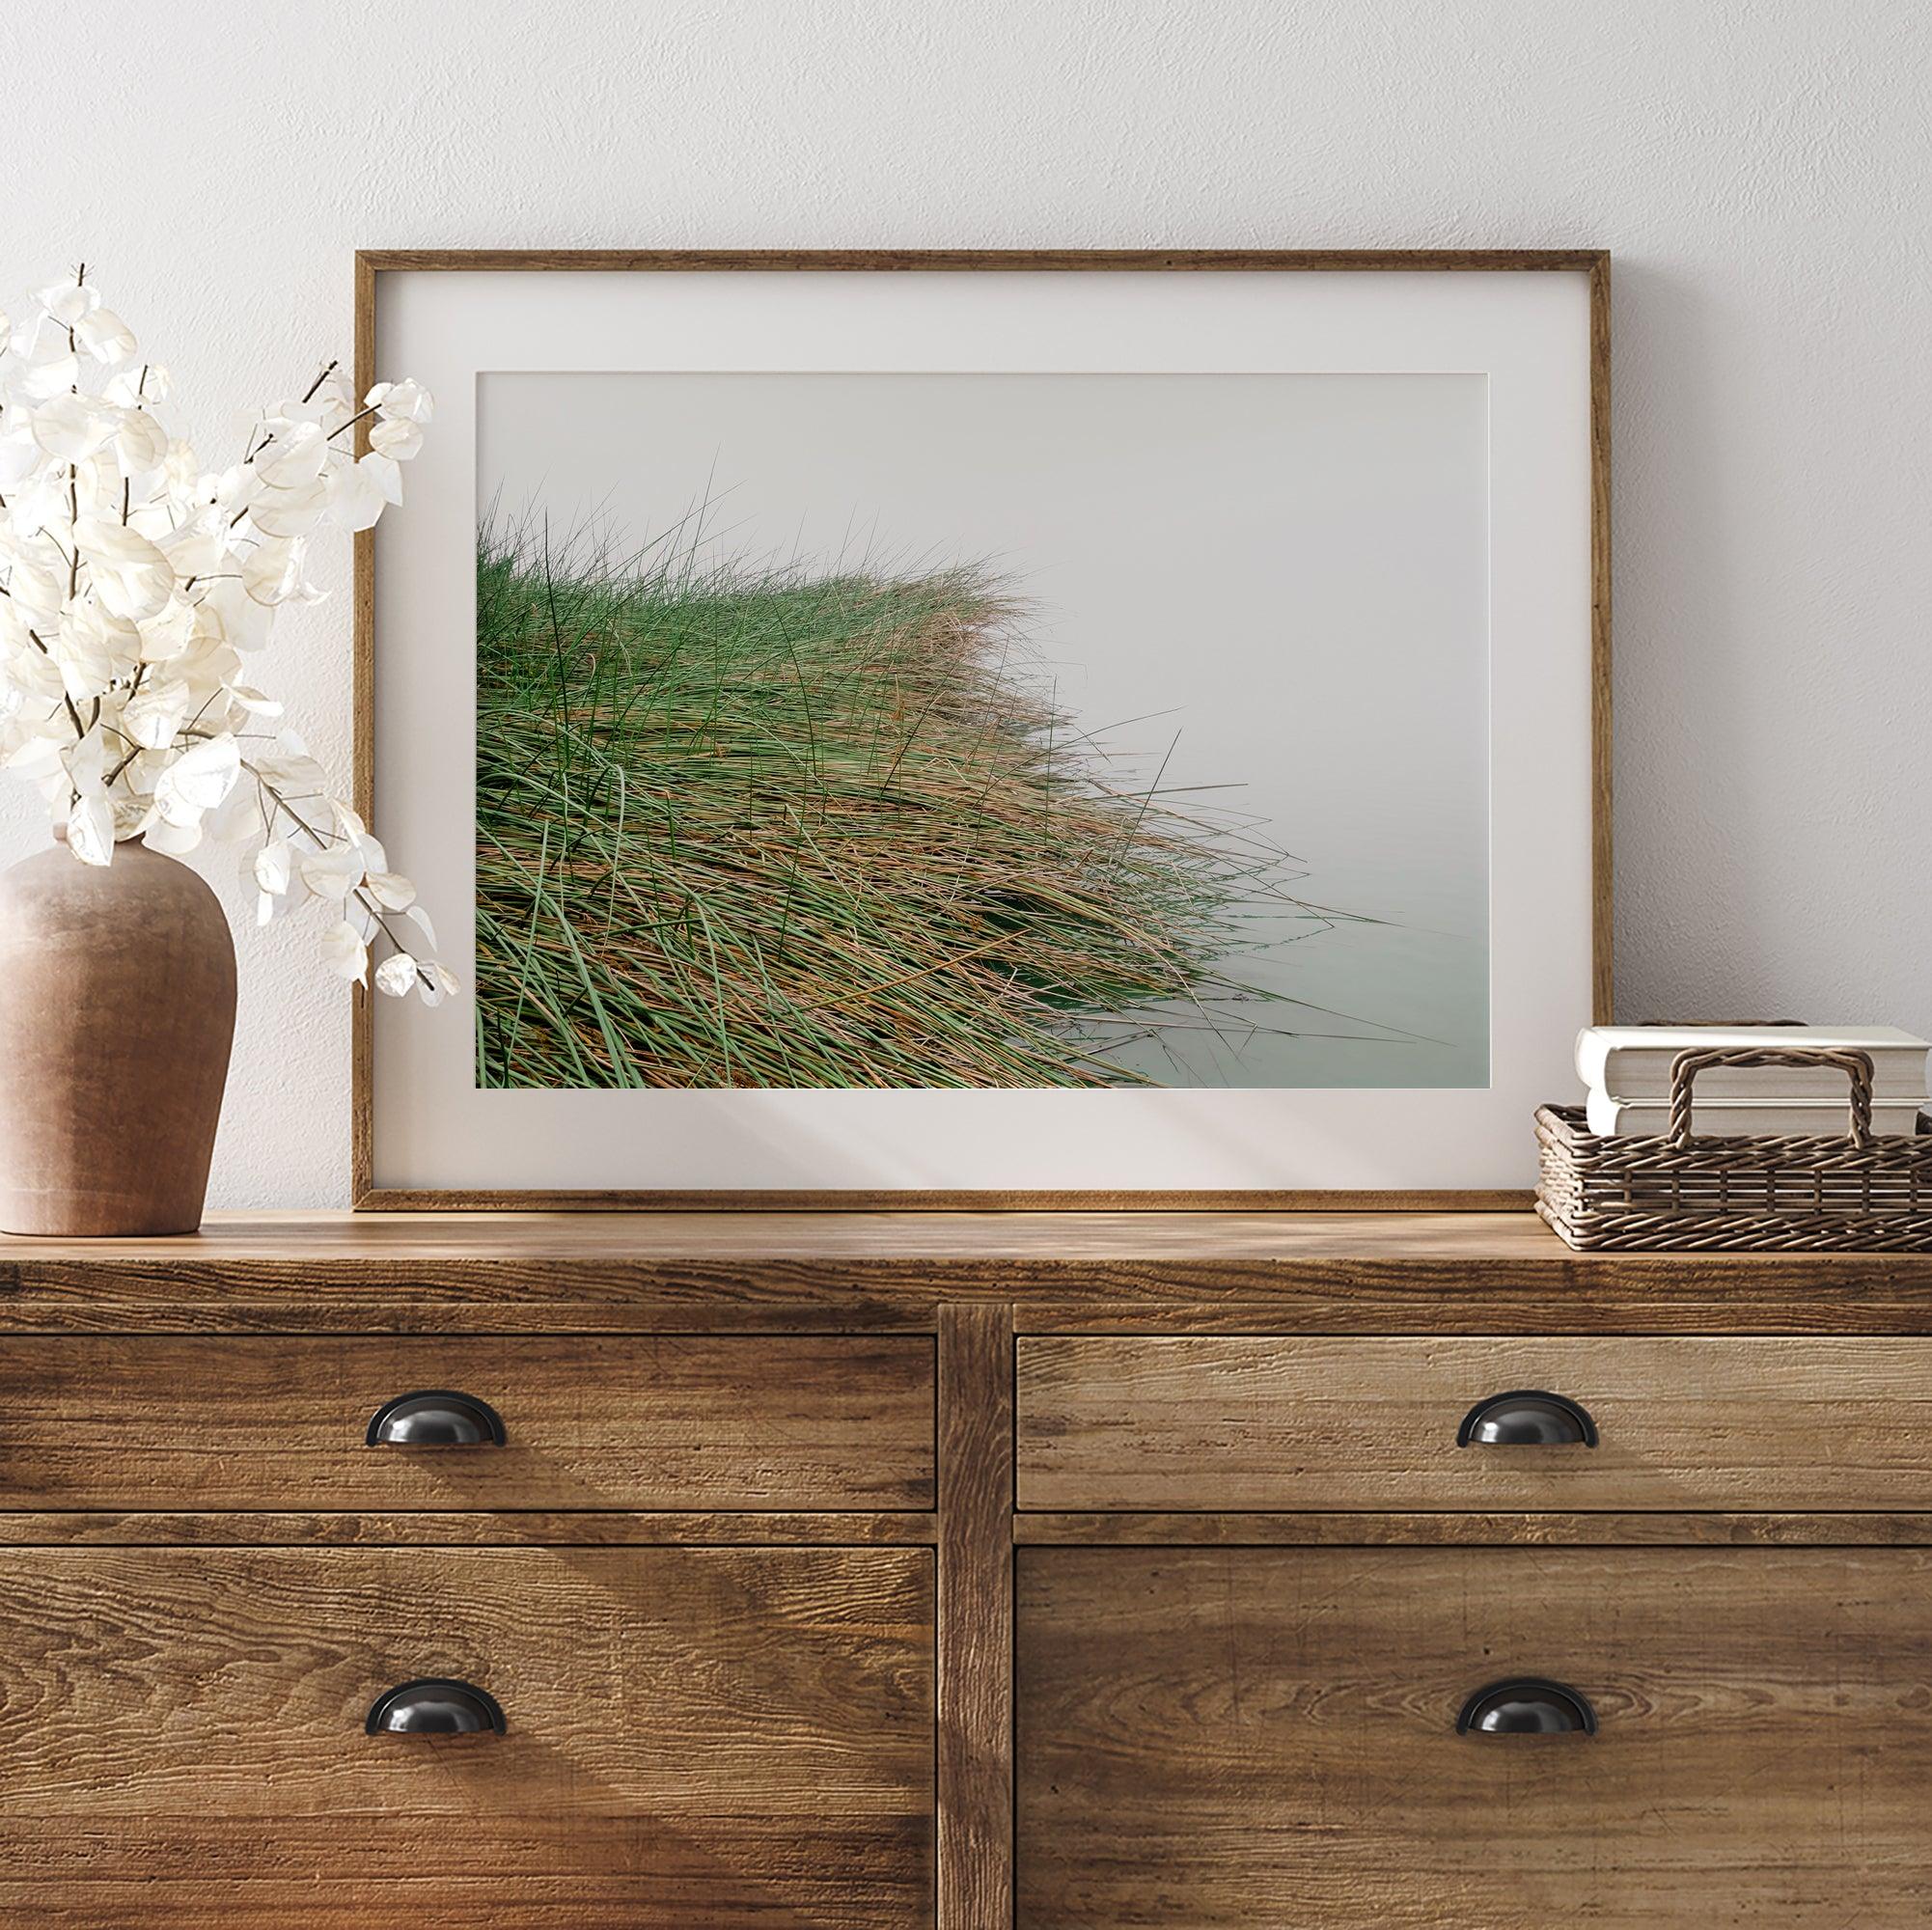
[475,529,1325,1089]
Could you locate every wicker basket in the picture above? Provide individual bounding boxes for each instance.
[1536,1045,1932,1251]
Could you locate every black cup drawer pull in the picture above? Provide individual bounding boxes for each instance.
[1457,1678,1596,1736]
[366,1678,507,1736]
[1457,1390,1597,1448]
[365,1390,507,1447]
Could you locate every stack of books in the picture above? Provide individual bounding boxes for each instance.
[1577,1025,1932,1138]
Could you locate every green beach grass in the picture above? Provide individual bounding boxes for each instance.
[474,519,1334,1089]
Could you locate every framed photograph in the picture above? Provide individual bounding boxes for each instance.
[354,250,1609,1208]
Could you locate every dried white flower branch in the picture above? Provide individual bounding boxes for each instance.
[0,267,452,1003]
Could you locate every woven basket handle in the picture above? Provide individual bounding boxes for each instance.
[1666,1046,1876,1148]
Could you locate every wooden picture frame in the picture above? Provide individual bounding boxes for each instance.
[353,249,1611,1210]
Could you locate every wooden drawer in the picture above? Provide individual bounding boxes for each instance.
[1016,1335,1932,1511]
[1018,1545,1932,1926]
[0,1545,932,1926]
[0,1334,933,1511]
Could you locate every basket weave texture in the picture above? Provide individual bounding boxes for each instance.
[1536,1046,1932,1252]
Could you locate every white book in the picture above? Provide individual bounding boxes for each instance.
[1576,1026,1931,1104]
[1586,1090,1929,1139]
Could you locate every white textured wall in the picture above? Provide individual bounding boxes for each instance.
[5,1,1927,1205]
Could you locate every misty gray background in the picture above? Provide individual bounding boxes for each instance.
[479,371,1489,1086]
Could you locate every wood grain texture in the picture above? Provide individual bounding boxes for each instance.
[0,1546,933,1926]
[1588,251,1614,1024]
[350,247,376,1210]
[0,1206,1615,1260]
[1016,1511,1932,1546]
[1018,1545,1932,1927]
[358,1187,1533,1213]
[0,1334,933,1511]
[7,1203,1929,1924]
[1016,1335,1932,1512]
[10,1212,1932,1337]
[0,1508,935,1547]
[938,1304,1015,1930]
[10,1506,1928,1556]
[360,248,1611,275]
[352,248,1608,1210]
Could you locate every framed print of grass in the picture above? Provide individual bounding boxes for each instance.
[355,251,1609,1207]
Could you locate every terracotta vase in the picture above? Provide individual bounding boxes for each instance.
[0,838,236,1235]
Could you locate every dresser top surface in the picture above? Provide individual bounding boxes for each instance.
[7,1211,1931,1336]
[0,1209,1891,1266]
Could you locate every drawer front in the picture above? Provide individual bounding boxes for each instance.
[0,1546,932,1926]
[1017,1335,1932,1511]
[1018,1545,1932,1927]
[0,1335,934,1510]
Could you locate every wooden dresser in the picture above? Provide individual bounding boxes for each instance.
[3,1211,1930,1926]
